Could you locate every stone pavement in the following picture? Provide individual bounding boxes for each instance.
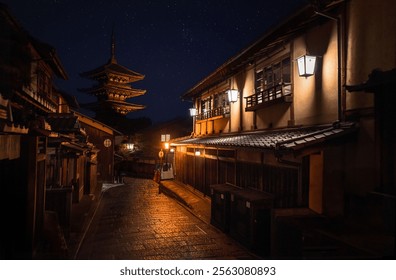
[67,179,208,259]
[67,182,123,259]
[159,179,211,225]
[74,177,257,259]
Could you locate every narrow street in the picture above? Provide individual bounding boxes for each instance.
[76,178,256,260]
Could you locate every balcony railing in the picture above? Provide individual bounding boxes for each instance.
[23,86,57,112]
[245,83,292,111]
[196,106,230,121]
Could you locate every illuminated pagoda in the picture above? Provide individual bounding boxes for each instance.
[79,32,146,122]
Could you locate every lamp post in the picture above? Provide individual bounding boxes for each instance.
[160,134,170,162]
[160,134,170,175]
[163,141,170,165]
[155,149,164,183]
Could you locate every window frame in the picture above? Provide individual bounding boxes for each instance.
[255,56,291,91]
[246,56,292,111]
[197,91,230,121]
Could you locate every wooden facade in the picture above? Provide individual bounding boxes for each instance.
[173,0,396,258]
[74,111,119,185]
[0,4,119,259]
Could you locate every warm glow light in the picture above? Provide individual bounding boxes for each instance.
[297,55,317,77]
[125,143,134,151]
[195,150,201,156]
[161,134,170,142]
[227,89,238,103]
[164,142,170,149]
[170,148,175,153]
[189,107,197,117]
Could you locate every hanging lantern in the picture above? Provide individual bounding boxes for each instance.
[227,89,239,103]
[297,55,317,77]
[189,107,198,117]
[125,143,134,151]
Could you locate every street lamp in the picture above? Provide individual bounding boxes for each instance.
[297,54,317,77]
[124,143,134,151]
[160,134,171,170]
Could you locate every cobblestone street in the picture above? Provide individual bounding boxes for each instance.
[76,178,256,259]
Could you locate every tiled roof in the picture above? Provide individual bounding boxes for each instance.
[172,122,357,152]
[46,113,80,133]
[82,100,145,110]
[80,61,144,82]
[79,84,146,97]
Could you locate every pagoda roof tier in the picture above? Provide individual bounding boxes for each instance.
[79,84,146,99]
[80,61,145,83]
[82,100,145,116]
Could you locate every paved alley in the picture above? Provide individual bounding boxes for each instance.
[76,178,257,260]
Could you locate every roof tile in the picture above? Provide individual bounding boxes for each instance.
[172,122,357,152]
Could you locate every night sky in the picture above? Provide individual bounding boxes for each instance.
[2,0,307,123]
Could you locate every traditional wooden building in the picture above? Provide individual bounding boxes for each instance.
[73,110,121,185]
[172,0,396,258]
[0,4,121,258]
[79,33,146,123]
[0,3,70,258]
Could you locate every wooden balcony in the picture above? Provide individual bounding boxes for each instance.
[196,106,230,121]
[22,86,57,112]
[245,83,292,111]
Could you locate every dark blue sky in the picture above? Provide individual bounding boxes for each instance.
[3,0,306,123]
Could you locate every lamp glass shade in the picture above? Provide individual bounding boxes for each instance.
[227,89,238,103]
[297,55,317,77]
[125,143,134,150]
[189,107,197,117]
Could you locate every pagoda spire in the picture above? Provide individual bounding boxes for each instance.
[79,28,146,120]
[110,27,117,63]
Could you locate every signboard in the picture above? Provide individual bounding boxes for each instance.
[103,138,112,148]
[161,134,170,142]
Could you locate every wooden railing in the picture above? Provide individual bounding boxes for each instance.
[245,83,292,111]
[196,106,230,121]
